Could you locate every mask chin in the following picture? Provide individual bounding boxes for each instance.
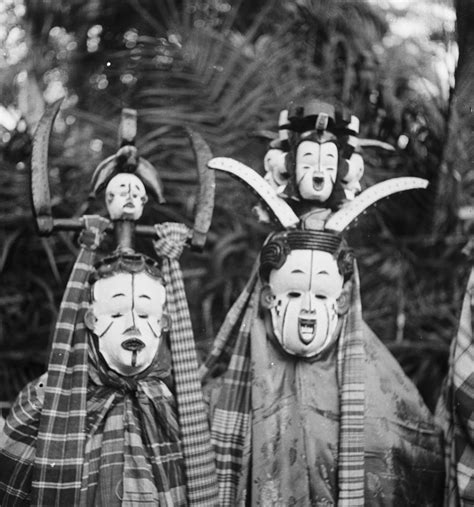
[270,296,339,358]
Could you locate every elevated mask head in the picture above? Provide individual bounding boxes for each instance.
[105,172,148,220]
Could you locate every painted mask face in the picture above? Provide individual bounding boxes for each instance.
[295,140,338,202]
[86,272,166,376]
[264,249,344,357]
[342,152,364,200]
[263,148,289,190]
[105,173,148,220]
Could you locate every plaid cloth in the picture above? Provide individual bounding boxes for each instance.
[199,264,258,506]
[154,222,219,506]
[0,215,110,506]
[201,255,443,506]
[437,268,474,506]
[81,335,186,506]
[336,264,365,506]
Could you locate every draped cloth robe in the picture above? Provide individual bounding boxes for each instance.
[201,260,445,506]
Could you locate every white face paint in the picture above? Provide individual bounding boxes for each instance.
[105,173,148,220]
[266,249,343,357]
[87,272,166,376]
[263,148,289,190]
[342,152,364,200]
[295,140,338,202]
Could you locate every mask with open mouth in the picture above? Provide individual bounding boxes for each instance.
[269,292,339,357]
[260,246,345,358]
[295,140,338,202]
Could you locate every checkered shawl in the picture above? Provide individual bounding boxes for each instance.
[0,215,110,506]
[437,269,474,506]
[153,222,219,506]
[82,335,186,506]
[200,259,366,506]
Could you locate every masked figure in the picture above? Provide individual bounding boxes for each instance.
[202,226,444,506]
[0,219,219,506]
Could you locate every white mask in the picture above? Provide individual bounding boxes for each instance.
[342,152,364,200]
[263,148,289,190]
[85,272,166,376]
[105,173,148,220]
[263,249,344,357]
[295,140,338,202]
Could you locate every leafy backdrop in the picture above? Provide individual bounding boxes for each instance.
[0,0,467,412]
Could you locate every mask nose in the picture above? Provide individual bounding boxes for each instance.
[301,292,315,313]
[122,310,137,332]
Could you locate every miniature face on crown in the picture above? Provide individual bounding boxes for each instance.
[85,272,167,376]
[263,148,289,190]
[105,173,148,220]
[341,152,364,200]
[295,140,338,202]
[261,249,345,357]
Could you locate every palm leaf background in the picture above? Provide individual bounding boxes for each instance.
[0,0,464,412]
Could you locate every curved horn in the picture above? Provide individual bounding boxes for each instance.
[186,128,215,251]
[207,157,299,229]
[31,98,63,235]
[325,177,428,232]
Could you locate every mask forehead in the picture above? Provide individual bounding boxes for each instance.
[92,272,133,314]
[132,272,166,312]
[106,173,146,195]
[269,249,343,299]
[296,140,338,164]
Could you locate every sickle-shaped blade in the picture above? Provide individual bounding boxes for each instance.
[31,98,63,235]
[325,177,428,232]
[186,128,215,251]
[208,157,300,229]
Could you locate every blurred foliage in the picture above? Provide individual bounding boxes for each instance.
[0,0,468,413]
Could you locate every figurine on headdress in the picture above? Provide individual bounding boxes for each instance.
[0,104,219,506]
[201,99,444,505]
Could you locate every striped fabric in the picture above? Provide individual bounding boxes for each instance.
[0,215,110,506]
[199,265,258,506]
[437,268,474,506]
[336,264,365,506]
[81,337,186,506]
[200,258,366,506]
[32,215,111,506]
[154,222,219,506]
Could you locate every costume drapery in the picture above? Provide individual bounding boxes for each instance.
[437,269,474,506]
[201,259,445,506]
[0,219,219,506]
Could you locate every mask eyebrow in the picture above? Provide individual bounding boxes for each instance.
[291,269,305,274]
[112,293,126,298]
[138,294,151,300]
[316,270,329,275]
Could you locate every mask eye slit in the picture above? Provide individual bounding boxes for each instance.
[111,313,123,318]
[138,314,149,319]
[288,291,302,298]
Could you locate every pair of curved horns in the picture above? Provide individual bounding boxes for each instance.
[30,100,215,250]
[207,157,428,233]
